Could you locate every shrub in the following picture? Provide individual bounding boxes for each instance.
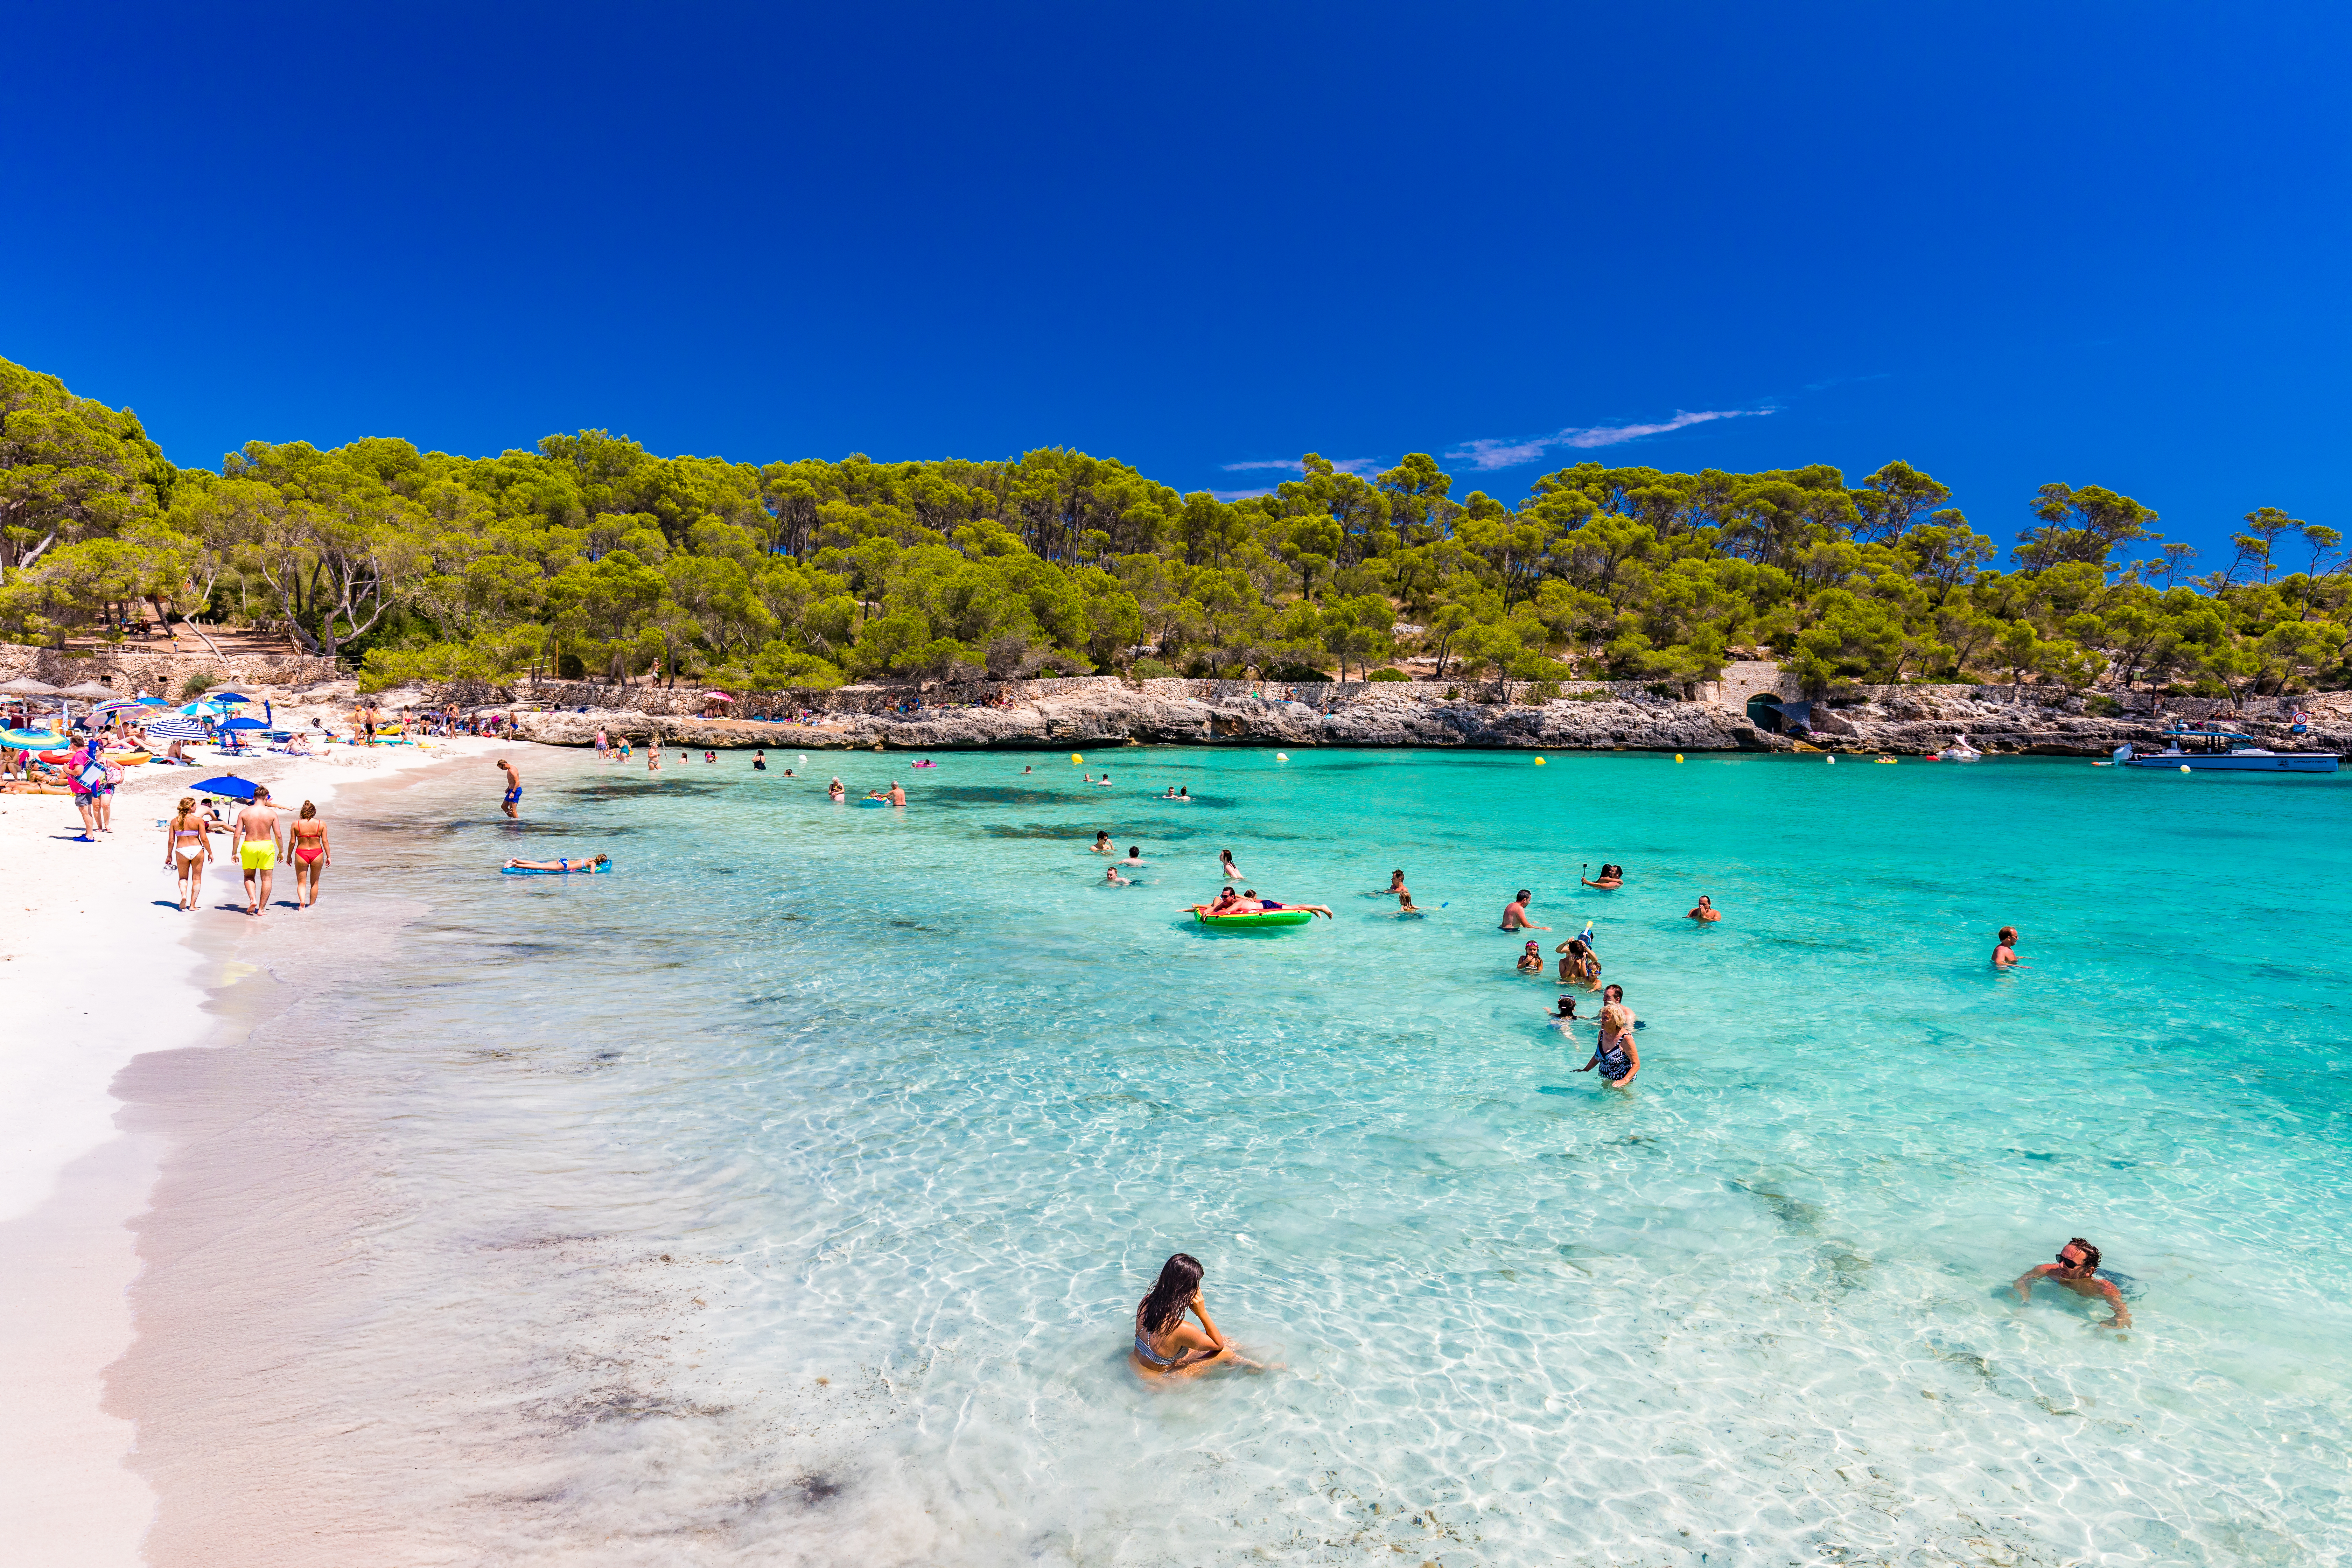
[555,652,587,680]
[1130,657,1175,680]
[1522,680,1563,704]
[1367,667,1409,682]
[1268,663,1334,682]
[1444,686,1460,699]
[1644,681,1682,700]
[178,672,214,699]
[2084,694,2123,718]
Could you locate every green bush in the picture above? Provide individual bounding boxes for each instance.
[1367,667,1409,682]
[2084,694,2123,718]
[1644,681,1682,699]
[1268,663,1334,682]
[1522,680,1563,704]
[1130,657,1175,679]
[178,672,214,699]
[555,652,587,680]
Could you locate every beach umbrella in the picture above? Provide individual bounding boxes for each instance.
[0,677,60,695]
[192,775,258,801]
[1,727,66,749]
[702,690,736,702]
[208,692,252,703]
[219,715,268,731]
[58,681,116,700]
[141,715,209,741]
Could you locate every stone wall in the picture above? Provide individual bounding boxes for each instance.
[0,642,345,694]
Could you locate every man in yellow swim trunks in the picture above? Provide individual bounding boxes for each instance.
[232,786,284,917]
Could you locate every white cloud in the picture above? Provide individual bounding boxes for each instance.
[1445,408,1774,471]
[1220,459,1304,472]
[1209,486,1275,502]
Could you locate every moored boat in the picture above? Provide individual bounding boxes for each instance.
[1936,733,1982,762]
[2113,728,2339,773]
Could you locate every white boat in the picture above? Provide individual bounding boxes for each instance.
[1935,734,1982,762]
[2113,728,2339,774]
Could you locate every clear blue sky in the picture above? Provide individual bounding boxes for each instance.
[5,2,2345,561]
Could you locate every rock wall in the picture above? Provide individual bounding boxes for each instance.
[0,642,345,694]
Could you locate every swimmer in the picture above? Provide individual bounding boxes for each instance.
[1023,764,1033,773]
[704,751,717,764]
[1092,831,1115,855]
[1117,846,1146,866]
[754,750,767,771]
[828,777,846,801]
[1104,866,1132,885]
[1993,926,2022,967]
[1501,889,1550,931]
[1395,892,1426,918]
[1161,785,1179,799]
[1517,939,1546,974]
[1601,983,1643,1028]
[1178,786,1191,800]
[1581,862,1624,889]
[2012,1238,2129,1329]
[1547,995,1580,1026]
[502,853,612,872]
[1687,895,1720,923]
[1098,773,1112,786]
[1241,888,1333,918]
[497,757,522,819]
[887,781,906,806]
[1219,849,1244,879]
[1384,869,1408,895]
[1577,1002,1640,1087]
[1132,1253,1256,1376]
[783,768,794,777]
[1555,936,1601,988]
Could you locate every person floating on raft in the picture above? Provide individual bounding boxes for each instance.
[1192,886,1333,919]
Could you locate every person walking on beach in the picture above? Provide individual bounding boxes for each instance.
[161,795,211,911]
[1993,926,2022,967]
[1501,889,1549,931]
[497,757,523,818]
[288,801,330,908]
[2012,1238,2130,1330]
[232,787,284,916]
[1131,1253,1254,1376]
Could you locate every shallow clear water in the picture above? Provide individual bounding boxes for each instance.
[214,747,2352,1564]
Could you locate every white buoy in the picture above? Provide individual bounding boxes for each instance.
[1826,755,1836,764]
[2180,764,2191,773]
[1275,752,1288,761]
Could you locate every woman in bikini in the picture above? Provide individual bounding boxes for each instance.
[1131,1253,1249,1377]
[828,777,846,801]
[161,795,212,910]
[288,801,330,907]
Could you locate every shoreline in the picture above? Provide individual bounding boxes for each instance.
[0,735,535,1567]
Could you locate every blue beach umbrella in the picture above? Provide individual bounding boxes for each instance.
[219,715,268,731]
[192,775,258,801]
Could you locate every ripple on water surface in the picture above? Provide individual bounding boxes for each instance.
[161,748,2352,1566]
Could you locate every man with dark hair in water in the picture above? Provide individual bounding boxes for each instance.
[2012,1238,2129,1329]
[497,757,522,819]
[1500,890,1548,931]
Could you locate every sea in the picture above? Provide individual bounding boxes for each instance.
[127,744,2352,1566]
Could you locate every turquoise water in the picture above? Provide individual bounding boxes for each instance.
[257,748,2351,1564]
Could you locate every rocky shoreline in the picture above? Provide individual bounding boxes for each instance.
[507,685,2352,758]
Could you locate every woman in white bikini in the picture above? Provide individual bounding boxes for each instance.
[288,801,330,907]
[161,795,211,910]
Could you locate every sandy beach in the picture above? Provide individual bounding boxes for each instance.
[0,731,530,1567]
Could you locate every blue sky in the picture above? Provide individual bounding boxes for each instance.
[5,2,2345,561]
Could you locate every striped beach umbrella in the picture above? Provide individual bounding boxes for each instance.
[141,715,210,741]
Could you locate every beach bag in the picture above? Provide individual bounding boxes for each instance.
[74,755,108,793]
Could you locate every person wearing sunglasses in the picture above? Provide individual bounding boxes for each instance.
[2012,1238,2130,1329]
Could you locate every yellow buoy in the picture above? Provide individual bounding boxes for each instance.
[1070,752,1083,764]
[1534,756,1545,765]
[1674,754,1684,763]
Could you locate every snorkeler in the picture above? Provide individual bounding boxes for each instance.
[1688,895,1720,923]
[1577,1003,1640,1087]
[1517,940,1546,974]
[1555,936,1600,988]
[2012,1238,2129,1329]
[1500,890,1549,931]
[1993,926,2022,967]
[1581,863,1624,889]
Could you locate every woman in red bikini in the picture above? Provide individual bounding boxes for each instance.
[289,800,331,907]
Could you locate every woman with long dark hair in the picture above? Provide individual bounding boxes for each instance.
[1131,1253,1236,1376]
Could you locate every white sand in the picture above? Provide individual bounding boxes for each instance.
[0,730,534,1566]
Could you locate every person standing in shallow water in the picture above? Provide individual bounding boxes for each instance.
[497,757,522,818]
[1993,926,2022,967]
